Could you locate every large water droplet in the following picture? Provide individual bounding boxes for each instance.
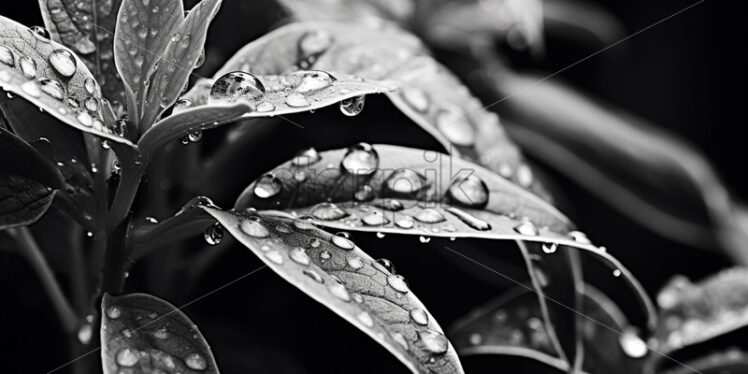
[340,95,365,116]
[18,56,37,79]
[619,329,648,358]
[292,147,321,167]
[341,143,379,176]
[362,211,389,226]
[185,352,207,370]
[445,207,491,231]
[290,247,311,265]
[29,26,51,42]
[116,348,141,367]
[48,49,78,78]
[410,308,429,326]
[253,174,282,199]
[38,78,66,100]
[209,71,265,104]
[203,223,223,245]
[447,174,489,208]
[331,232,355,250]
[513,220,538,236]
[384,169,427,198]
[418,330,449,355]
[311,203,347,221]
[239,217,270,238]
[414,208,446,224]
[387,275,409,293]
[0,46,15,67]
[328,283,351,302]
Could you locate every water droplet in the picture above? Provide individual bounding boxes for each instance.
[185,352,207,370]
[362,211,389,226]
[513,220,538,236]
[347,255,364,270]
[38,78,66,100]
[419,236,431,243]
[357,311,374,327]
[101,140,111,150]
[445,207,491,231]
[84,97,99,112]
[293,70,336,93]
[239,217,270,238]
[447,175,489,208]
[311,203,347,221]
[203,223,223,245]
[113,160,121,171]
[374,199,404,211]
[77,111,93,127]
[568,230,591,244]
[21,80,41,97]
[188,130,203,142]
[264,249,285,265]
[613,269,622,277]
[209,71,265,104]
[375,258,396,274]
[340,95,365,116]
[387,275,409,293]
[152,327,170,339]
[418,330,449,355]
[84,78,96,94]
[18,56,37,79]
[392,332,410,351]
[619,329,648,358]
[395,216,414,229]
[542,242,558,254]
[144,216,158,224]
[29,26,51,42]
[292,147,321,167]
[285,93,310,107]
[116,348,141,367]
[303,269,324,283]
[77,323,93,344]
[352,185,375,202]
[0,46,14,67]
[253,174,282,199]
[410,308,429,326]
[414,208,445,224]
[384,169,427,198]
[319,250,331,262]
[469,333,483,345]
[48,49,78,78]
[516,164,534,187]
[331,232,355,250]
[255,101,274,112]
[341,143,379,176]
[290,247,311,265]
[376,232,385,239]
[106,306,121,319]
[328,283,351,302]
[436,107,475,146]
[400,87,430,112]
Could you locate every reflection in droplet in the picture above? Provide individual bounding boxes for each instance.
[292,147,321,167]
[253,174,282,199]
[239,217,270,238]
[341,143,379,176]
[340,95,365,116]
[447,175,489,208]
[384,169,427,198]
[410,309,429,326]
[48,49,78,77]
[209,71,265,104]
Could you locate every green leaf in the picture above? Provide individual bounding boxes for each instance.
[655,268,748,355]
[38,0,128,112]
[114,0,185,122]
[450,284,646,374]
[100,292,219,374]
[179,22,547,198]
[0,15,133,146]
[0,127,64,229]
[140,0,222,126]
[200,206,465,374]
[233,144,657,330]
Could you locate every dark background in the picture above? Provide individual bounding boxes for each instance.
[1,0,746,373]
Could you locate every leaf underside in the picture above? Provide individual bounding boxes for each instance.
[100,292,219,374]
[201,206,465,374]
[0,15,131,146]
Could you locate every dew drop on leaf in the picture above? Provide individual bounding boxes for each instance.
[29,26,51,42]
[436,107,475,146]
[185,352,207,371]
[20,80,41,97]
[414,208,446,224]
[392,332,410,351]
[209,71,265,104]
[354,185,375,202]
[188,130,203,142]
[48,49,78,78]
[203,223,224,246]
[374,198,404,211]
[341,143,379,176]
[255,101,274,112]
[447,174,489,208]
[568,230,591,244]
[395,216,414,229]
[445,207,491,231]
[264,249,285,265]
[38,78,67,100]
[106,306,121,319]
[387,275,409,293]
[253,174,282,199]
[362,211,389,226]
[410,308,429,326]
[516,164,534,187]
[303,268,324,283]
[384,169,427,198]
[292,147,321,167]
[0,46,14,67]
[77,111,93,127]
[375,258,396,274]
[328,282,351,302]
[400,87,430,112]
[289,247,311,265]
[347,255,364,270]
[339,95,366,116]
[239,217,270,238]
[357,311,374,327]
[84,97,99,112]
[116,348,141,367]
[311,202,347,221]
[18,56,37,79]
[285,92,310,108]
[513,220,538,236]
[418,330,449,355]
[294,70,336,93]
[619,329,648,358]
[331,232,355,250]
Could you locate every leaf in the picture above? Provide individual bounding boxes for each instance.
[38,0,128,112]
[277,0,416,23]
[179,22,547,198]
[658,349,748,374]
[0,127,64,229]
[114,0,185,122]
[450,284,646,374]
[100,292,219,373]
[199,206,465,374]
[140,0,222,127]
[655,268,748,355]
[233,143,657,330]
[0,15,133,146]
[489,69,748,263]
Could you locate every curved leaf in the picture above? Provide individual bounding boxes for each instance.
[100,292,219,374]
[0,127,64,229]
[0,15,133,146]
[180,22,548,198]
[451,285,646,374]
[114,0,185,122]
[233,143,657,330]
[200,206,464,374]
[658,349,748,374]
[38,0,127,111]
[655,268,748,355]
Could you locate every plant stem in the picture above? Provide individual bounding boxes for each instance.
[10,227,77,333]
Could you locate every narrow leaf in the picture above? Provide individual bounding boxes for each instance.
[0,15,133,146]
[200,206,465,374]
[233,143,657,330]
[100,292,219,374]
[113,0,184,122]
[179,22,547,197]
[658,349,748,374]
[0,127,64,229]
[141,0,222,126]
[38,0,128,111]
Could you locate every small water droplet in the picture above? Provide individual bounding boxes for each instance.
[298,30,333,68]
[188,130,203,142]
[375,258,396,274]
[84,78,96,94]
[328,282,351,302]
[48,49,78,77]
[29,26,51,42]
[392,332,410,351]
[410,308,429,326]
[418,330,449,355]
[152,327,170,339]
[101,140,111,150]
[293,70,336,93]
[362,211,389,226]
[414,208,445,224]
[253,174,282,199]
[400,87,430,112]
[339,95,365,116]
[77,323,93,344]
[395,216,414,229]
[469,333,483,345]
[516,164,534,187]
[116,348,141,367]
[203,223,223,245]
[77,111,93,127]
[0,46,14,67]
[21,80,41,97]
[542,242,558,254]
[264,249,285,264]
[239,217,270,238]
[185,352,207,370]
[84,97,99,112]
[357,311,374,327]
[341,143,379,176]
[285,92,310,107]
[144,216,158,224]
[290,247,311,265]
[331,232,355,250]
[568,230,591,244]
[447,175,489,208]
[613,269,622,277]
[18,56,37,79]
[347,255,364,270]
[387,275,409,293]
[436,106,475,146]
[303,269,324,283]
[376,232,385,239]
[291,147,321,167]
[444,207,491,231]
[209,71,265,104]
[319,250,331,262]
[419,236,431,243]
[619,329,648,358]
[513,220,538,236]
[38,78,66,100]
[106,306,121,319]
